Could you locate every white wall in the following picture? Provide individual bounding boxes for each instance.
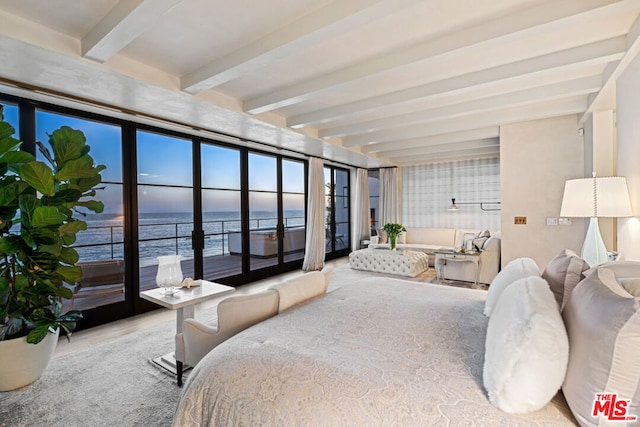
[500,115,585,268]
[616,52,640,261]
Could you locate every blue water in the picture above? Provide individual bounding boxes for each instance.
[74,210,305,266]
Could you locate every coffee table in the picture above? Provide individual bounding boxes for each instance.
[349,248,429,277]
[140,280,234,374]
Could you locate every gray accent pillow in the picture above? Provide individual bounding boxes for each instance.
[473,237,489,251]
[541,249,589,312]
[376,228,387,244]
[562,268,640,426]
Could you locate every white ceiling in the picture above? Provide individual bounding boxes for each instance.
[0,0,639,167]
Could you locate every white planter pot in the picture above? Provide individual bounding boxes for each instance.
[0,328,59,391]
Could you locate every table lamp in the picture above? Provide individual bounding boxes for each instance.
[560,174,632,266]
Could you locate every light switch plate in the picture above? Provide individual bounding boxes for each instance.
[546,217,558,226]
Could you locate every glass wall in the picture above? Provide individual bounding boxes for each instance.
[282,159,306,262]
[201,143,242,278]
[368,169,380,232]
[324,166,350,256]
[1,93,350,329]
[36,110,125,311]
[136,130,194,291]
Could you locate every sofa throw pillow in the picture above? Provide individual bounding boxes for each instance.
[484,257,540,317]
[397,231,407,244]
[376,228,387,244]
[597,260,640,280]
[483,275,569,413]
[562,268,640,427]
[473,237,489,251]
[619,278,640,297]
[541,249,589,312]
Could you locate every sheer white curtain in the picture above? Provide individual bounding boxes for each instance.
[302,157,326,271]
[379,167,400,226]
[351,168,371,250]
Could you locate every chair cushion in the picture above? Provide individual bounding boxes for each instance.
[541,249,589,312]
[483,275,568,413]
[562,267,640,426]
[484,257,540,317]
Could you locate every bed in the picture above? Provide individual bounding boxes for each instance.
[173,277,576,426]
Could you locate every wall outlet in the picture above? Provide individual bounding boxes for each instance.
[514,216,527,225]
[559,217,572,226]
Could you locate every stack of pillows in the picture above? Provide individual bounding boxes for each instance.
[482,249,640,426]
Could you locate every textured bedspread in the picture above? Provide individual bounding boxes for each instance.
[173,278,576,426]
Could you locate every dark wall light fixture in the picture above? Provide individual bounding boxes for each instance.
[448,198,501,211]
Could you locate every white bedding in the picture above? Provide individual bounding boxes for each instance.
[173,278,576,426]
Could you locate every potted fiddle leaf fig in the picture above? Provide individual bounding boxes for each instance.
[0,105,105,390]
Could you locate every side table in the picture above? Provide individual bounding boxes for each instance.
[140,280,234,375]
[434,250,481,287]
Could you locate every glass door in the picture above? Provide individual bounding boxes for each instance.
[35,110,126,314]
[200,143,242,280]
[136,130,194,294]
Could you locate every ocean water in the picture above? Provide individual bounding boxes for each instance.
[74,210,305,266]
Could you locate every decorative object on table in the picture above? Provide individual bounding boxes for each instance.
[448,198,501,211]
[179,277,199,288]
[0,105,105,391]
[155,255,183,295]
[560,173,632,266]
[383,223,406,250]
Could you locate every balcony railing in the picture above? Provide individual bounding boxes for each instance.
[72,216,305,264]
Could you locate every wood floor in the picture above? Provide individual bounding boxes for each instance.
[54,257,349,358]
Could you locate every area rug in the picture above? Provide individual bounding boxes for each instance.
[0,311,209,427]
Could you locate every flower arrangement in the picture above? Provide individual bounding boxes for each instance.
[383,223,406,250]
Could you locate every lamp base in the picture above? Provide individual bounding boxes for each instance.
[581,217,609,267]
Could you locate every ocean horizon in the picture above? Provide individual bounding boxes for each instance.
[75,210,305,266]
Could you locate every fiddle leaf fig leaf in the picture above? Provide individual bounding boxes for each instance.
[54,155,95,180]
[48,126,86,167]
[75,200,104,213]
[26,325,50,344]
[60,247,79,265]
[31,206,66,227]
[2,151,36,171]
[0,181,30,206]
[56,265,82,284]
[0,135,21,155]
[20,161,56,196]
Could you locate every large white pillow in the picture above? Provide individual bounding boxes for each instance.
[483,275,569,413]
[484,257,540,316]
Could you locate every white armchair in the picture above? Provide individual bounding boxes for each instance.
[175,289,279,386]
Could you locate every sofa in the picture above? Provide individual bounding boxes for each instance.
[369,227,501,285]
[228,226,305,257]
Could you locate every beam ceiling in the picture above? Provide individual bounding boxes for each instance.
[0,0,639,166]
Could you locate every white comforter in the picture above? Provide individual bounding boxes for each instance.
[173,278,576,426]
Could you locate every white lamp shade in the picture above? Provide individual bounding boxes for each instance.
[560,176,632,218]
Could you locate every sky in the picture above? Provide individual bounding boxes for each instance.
[3,105,305,216]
